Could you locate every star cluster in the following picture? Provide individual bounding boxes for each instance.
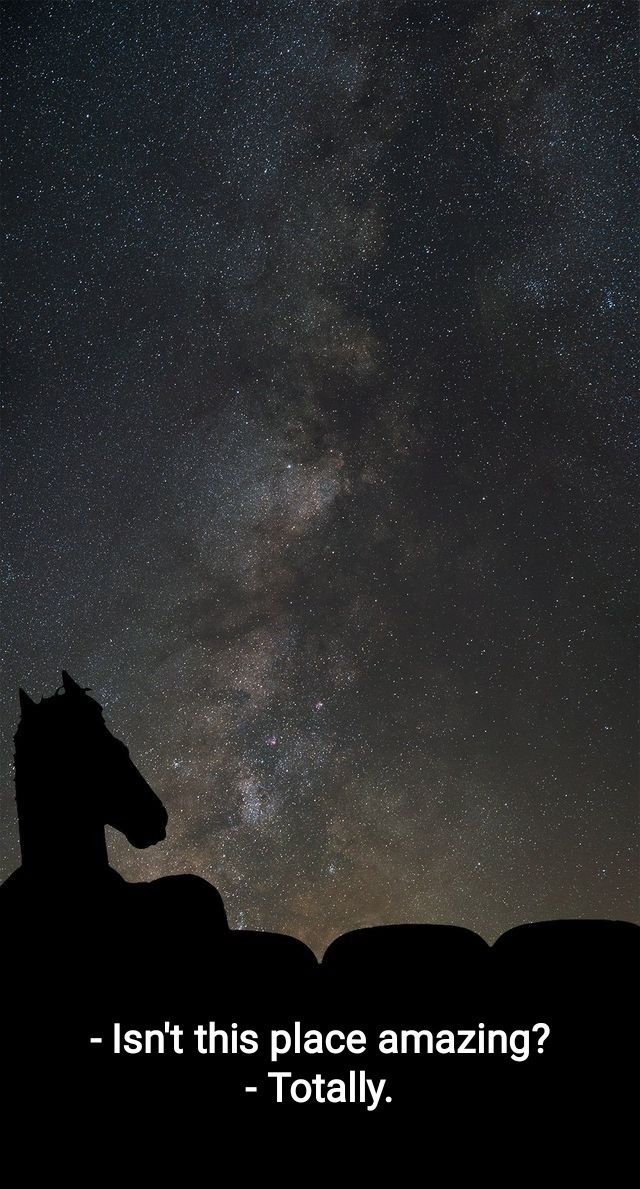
[1,1,637,951]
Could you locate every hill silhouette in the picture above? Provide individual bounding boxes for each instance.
[1,673,637,1133]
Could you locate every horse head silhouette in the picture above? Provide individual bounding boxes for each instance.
[14,671,168,875]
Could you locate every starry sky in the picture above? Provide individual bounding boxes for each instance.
[1,1,637,952]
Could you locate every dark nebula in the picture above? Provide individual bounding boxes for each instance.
[1,2,637,951]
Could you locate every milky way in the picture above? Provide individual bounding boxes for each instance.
[1,1,637,951]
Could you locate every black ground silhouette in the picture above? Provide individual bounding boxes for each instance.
[1,675,637,1135]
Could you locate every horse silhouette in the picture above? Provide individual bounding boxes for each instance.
[14,670,168,876]
[1,672,230,1009]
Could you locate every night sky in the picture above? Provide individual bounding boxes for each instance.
[1,1,637,952]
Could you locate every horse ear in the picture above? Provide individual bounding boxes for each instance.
[61,670,85,696]
[19,688,36,717]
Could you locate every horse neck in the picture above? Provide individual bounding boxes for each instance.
[14,751,110,878]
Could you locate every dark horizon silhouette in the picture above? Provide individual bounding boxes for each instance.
[1,671,637,1123]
